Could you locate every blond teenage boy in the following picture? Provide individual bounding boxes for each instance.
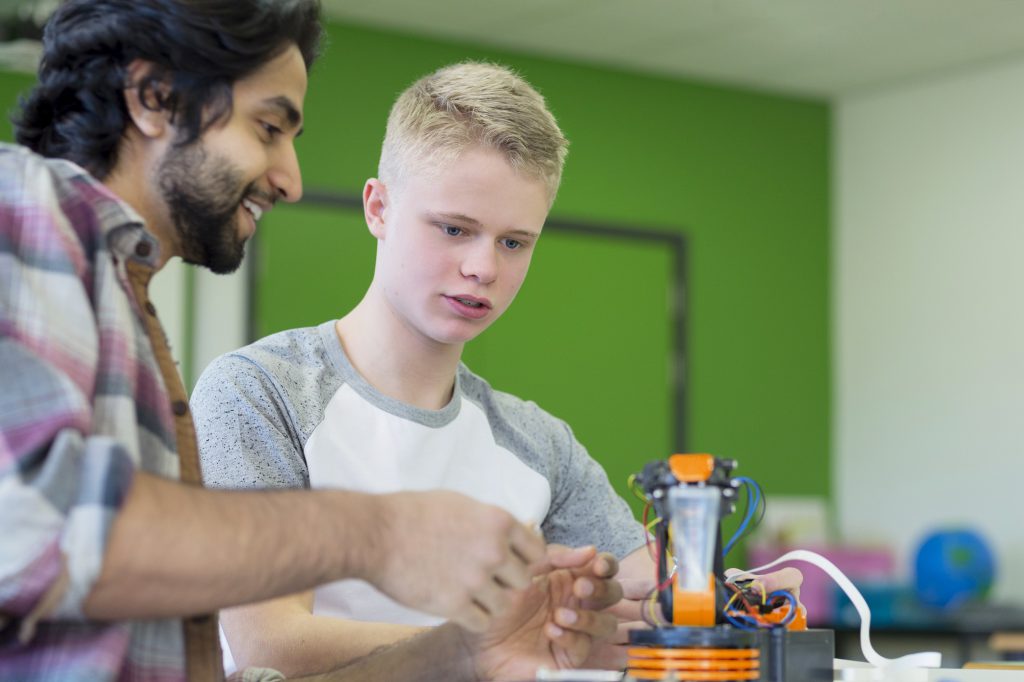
[191,62,797,677]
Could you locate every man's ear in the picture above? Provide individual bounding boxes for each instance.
[364,178,389,240]
[123,59,173,140]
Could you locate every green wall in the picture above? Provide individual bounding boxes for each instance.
[0,20,831,535]
[0,70,32,141]
[292,22,832,508]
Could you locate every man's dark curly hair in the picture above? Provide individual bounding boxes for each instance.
[14,0,324,179]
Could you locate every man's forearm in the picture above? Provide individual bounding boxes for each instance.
[299,623,478,682]
[83,471,383,619]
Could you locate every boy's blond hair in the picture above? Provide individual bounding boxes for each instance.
[378,61,568,204]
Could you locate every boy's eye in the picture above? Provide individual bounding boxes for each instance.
[261,121,282,138]
[502,238,522,250]
[442,225,463,237]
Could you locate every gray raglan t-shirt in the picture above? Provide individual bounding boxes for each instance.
[192,320,645,626]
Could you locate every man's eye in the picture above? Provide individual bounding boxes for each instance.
[261,122,282,138]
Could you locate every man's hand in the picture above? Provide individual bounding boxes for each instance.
[369,491,547,633]
[461,545,623,681]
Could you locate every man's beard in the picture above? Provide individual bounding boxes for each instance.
[157,142,252,274]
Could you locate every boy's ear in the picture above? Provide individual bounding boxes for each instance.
[123,59,173,140]
[363,178,389,239]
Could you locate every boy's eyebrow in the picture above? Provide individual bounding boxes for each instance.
[260,95,304,137]
[432,211,481,227]
[430,211,540,239]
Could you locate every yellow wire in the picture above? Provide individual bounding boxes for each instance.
[627,474,649,503]
[750,580,767,606]
[647,592,665,626]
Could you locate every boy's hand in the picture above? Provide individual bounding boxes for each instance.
[460,545,622,681]
[724,566,803,600]
[370,490,547,632]
[724,566,806,621]
[580,577,654,669]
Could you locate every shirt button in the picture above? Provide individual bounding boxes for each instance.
[172,400,188,416]
[144,301,157,316]
[135,241,152,258]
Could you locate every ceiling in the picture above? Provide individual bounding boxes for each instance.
[4,1,1024,98]
[321,0,1024,99]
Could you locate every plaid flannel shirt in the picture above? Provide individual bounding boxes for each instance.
[0,143,234,681]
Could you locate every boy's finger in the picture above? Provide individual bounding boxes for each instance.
[546,544,597,571]
[575,574,623,611]
[544,624,589,669]
[619,578,656,601]
[554,607,617,639]
[589,552,618,579]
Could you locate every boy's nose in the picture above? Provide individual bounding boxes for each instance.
[460,243,498,284]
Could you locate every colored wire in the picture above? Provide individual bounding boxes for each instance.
[723,587,761,623]
[723,590,800,631]
[724,582,757,615]
[723,611,760,631]
[723,477,764,557]
[751,580,767,606]
[767,590,798,626]
[729,475,761,548]
[642,586,668,627]
[627,474,649,504]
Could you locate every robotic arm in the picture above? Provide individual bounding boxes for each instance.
[627,454,826,682]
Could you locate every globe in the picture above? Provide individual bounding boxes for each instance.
[913,528,995,610]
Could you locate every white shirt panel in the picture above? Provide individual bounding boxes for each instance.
[305,383,551,624]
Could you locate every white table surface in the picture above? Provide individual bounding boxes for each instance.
[834,659,1024,681]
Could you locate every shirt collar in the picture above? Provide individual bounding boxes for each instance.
[51,155,163,269]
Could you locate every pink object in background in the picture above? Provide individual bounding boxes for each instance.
[747,545,895,625]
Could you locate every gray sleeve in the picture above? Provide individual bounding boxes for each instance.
[541,421,646,560]
[191,353,309,490]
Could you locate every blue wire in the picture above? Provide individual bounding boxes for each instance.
[767,590,798,626]
[723,476,760,557]
[724,591,798,631]
[723,611,760,631]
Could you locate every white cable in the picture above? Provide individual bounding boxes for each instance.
[734,549,941,669]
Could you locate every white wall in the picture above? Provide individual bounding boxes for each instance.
[149,258,249,390]
[835,58,1024,601]
[191,260,250,385]
[149,258,187,369]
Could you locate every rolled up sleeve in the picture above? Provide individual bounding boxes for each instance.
[0,339,135,622]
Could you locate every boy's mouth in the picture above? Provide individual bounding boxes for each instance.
[444,294,493,319]
[450,294,491,309]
